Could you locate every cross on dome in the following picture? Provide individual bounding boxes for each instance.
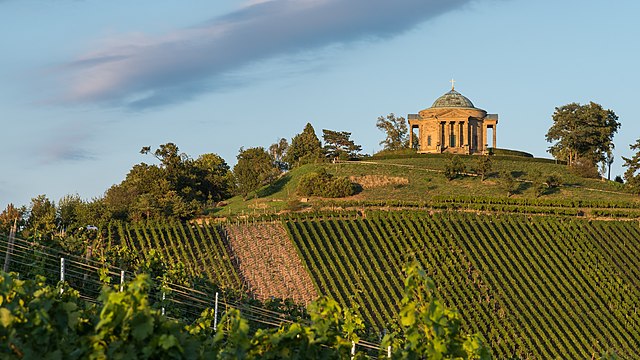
[450,78,456,90]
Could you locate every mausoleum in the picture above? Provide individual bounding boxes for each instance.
[408,81,498,155]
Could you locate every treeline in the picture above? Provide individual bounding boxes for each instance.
[0,122,367,240]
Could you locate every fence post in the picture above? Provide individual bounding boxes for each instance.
[214,292,219,331]
[119,270,125,292]
[60,257,65,294]
[388,345,392,358]
[351,341,356,359]
[3,220,17,272]
[161,292,166,316]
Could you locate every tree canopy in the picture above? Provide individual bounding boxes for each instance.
[545,102,620,167]
[103,143,234,221]
[233,147,280,199]
[284,123,324,167]
[322,129,362,160]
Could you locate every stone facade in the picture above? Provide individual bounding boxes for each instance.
[408,87,498,155]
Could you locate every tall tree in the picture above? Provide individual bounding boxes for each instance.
[322,129,362,160]
[0,204,25,235]
[194,153,235,203]
[545,102,620,167]
[269,138,289,171]
[376,113,408,151]
[57,194,84,230]
[284,123,324,167]
[25,195,57,242]
[233,147,280,199]
[623,138,640,192]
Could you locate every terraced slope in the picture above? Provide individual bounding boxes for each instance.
[284,211,640,359]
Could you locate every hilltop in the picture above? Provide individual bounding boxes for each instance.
[217,151,637,218]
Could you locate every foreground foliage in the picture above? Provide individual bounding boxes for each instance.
[0,263,490,359]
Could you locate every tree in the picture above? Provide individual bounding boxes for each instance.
[57,194,84,231]
[546,102,620,167]
[376,113,409,151]
[194,153,235,203]
[233,147,280,199]
[475,155,492,181]
[623,138,640,192]
[499,171,518,197]
[284,123,324,167]
[0,204,25,235]
[269,138,289,171]
[444,155,465,181]
[24,195,57,242]
[322,129,362,160]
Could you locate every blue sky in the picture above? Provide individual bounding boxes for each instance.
[1,0,639,208]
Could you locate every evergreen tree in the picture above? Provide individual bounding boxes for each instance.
[322,129,362,160]
[284,123,323,167]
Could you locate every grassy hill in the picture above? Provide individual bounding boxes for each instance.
[216,154,637,217]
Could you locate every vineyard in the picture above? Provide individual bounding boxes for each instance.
[284,211,640,358]
[78,209,640,358]
[104,220,242,290]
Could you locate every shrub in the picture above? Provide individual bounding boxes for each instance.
[297,169,356,198]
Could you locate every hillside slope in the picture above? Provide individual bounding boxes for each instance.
[218,154,637,217]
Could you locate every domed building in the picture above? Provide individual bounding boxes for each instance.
[408,82,498,155]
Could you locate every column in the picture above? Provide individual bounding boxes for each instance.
[493,125,497,149]
[409,125,413,150]
[444,122,449,150]
[465,122,470,153]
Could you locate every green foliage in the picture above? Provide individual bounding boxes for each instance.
[444,155,465,180]
[0,272,88,359]
[383,262,491,359]
[233,147,281,199]
[1,264,489,359]
[475,155,492,181]
[24,195,58,243]
[322,129,362,160]
[0,204,25,235]
[499,170,518,197]
[297,169,356,198]
[284,123,324,167]
[268,138,289,171]
[376,113,409,151]
[546,102,620,166]
[622,138,640,193]
[104,143,234,221]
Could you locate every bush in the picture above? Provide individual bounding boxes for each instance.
[297,169,356,198]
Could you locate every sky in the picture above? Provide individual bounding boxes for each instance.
[1,0,639,209]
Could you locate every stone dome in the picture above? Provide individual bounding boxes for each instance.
[431,89,475,108]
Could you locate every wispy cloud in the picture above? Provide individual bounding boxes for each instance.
[34,121,96,164]
[53,0,474,109]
